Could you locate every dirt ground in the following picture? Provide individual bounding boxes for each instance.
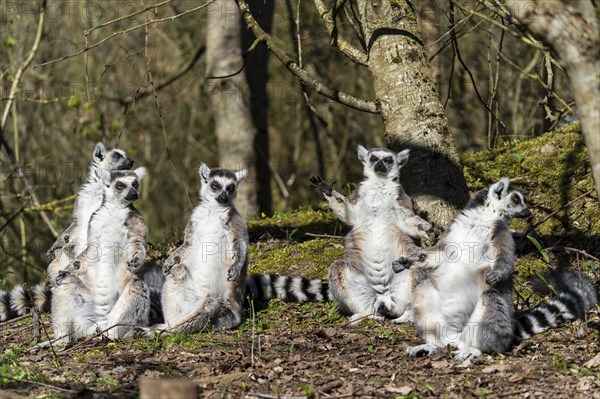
[1,300,599,399]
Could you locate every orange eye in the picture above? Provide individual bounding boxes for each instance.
[512,195,520,204]
[116,183,125,190]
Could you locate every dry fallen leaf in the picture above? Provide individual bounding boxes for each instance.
[584,353,600,369]
[385,385,413,395]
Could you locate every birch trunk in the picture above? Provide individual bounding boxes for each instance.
[205,0,258,217]
[356,0,469,227]
[504,0,600,199]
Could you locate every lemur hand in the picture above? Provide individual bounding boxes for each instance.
[163,253,181,276]
[484,268,503,285]
[309,176,336,196]
[392,257,412,273]
[47,234,69,262]
[127,247,146,273]
[227,265,242,282]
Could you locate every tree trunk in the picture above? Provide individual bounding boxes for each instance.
[504,0,600,199]
[205,0,258,218]
[356,0,469,227]
[241,0,274,216]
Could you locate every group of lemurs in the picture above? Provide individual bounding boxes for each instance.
[0,142,597,360]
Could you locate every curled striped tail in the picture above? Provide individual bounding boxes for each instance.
[0,283,52,322]
[245,274,329,304]
[514,269,597,341]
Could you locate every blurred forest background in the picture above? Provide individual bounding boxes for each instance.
[0,0,583,285]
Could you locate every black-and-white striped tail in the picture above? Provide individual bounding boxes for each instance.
[514,269,597,341]
[246,274,329,303]
[0,283,51,322]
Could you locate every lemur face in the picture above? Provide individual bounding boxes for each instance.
[357,145,410,179]
[93,142,134,171]
[487,177,532,219]
[98,167,146,206]
[199,163,248,206]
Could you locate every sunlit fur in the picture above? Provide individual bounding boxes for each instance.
[316,145,433,325]
[398,178,596,360]
[157,163,249,333]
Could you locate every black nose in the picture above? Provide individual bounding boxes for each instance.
[216,192,229,204]
[374,160,386,173]
[515,208,532,218]
[124,190,139,201]
[119,158,134,170]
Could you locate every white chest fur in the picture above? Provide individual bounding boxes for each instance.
[185,204,231,299]
[88,206,130,316]
[73,178,105,255]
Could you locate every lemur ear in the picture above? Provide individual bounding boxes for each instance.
[199,163,210,184]
[396,149,410,167]
[357,145,368,163]
[94,142,107,162]
[134,167,147,181]
[235,169,248,182]
[489,177,510,199]
[96,168,111,186]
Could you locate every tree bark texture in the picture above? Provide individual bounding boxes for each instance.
[205,0,258,218]
[356,0,469,227]
[504,0,600,200]
[241,0,274,216]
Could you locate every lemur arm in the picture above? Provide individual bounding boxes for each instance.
[124,210,148,274]
[226,213,249,282]
[392,246,443,273]
[309,176,357,225]
[484,228,515,286]
[47,222,77,262]
[163,219,194,275]
[395,186,433,241]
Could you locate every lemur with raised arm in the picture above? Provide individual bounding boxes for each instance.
[53,167,152,342]
[1,143,134,322]
[393,178,597,360]
[310,145,433,324]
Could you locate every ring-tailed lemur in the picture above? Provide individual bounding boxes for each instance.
[310,145,433,324]
[0,143,134,322]
[53,167,152,342]
[393,178,597,360]
[154,163,250,333]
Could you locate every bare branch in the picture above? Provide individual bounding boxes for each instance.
[0,0,59,237]
[235,0,378,114]
[312,0,368,66]
[34,0,217,69]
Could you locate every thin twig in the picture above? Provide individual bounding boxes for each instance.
[543,247,600,263]
[449,2,510,138]
[0,0,58,237]
[0,374,72,393]
[305,232,344,239]
[142,2,193,208]
[85,0,175,34]
[522,189,594,241]
[34,0,217,69]
[0,313,31,326]
[236,0,378,114]
[312,0,368,66]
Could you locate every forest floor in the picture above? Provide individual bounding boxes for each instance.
[1,124,599,398]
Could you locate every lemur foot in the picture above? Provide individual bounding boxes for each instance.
[406,344,440,358]
[308,176,336,196]
[453,347,482,362]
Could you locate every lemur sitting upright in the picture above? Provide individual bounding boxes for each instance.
[310,145,433,324]
[0,143,134,323]
[156,163,249,333]
[393,178,597,360]
[54,167,151,342]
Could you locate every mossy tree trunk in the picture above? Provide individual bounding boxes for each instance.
[504,0,600,200]
[205,0,258,218]
[356,0,469,226]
